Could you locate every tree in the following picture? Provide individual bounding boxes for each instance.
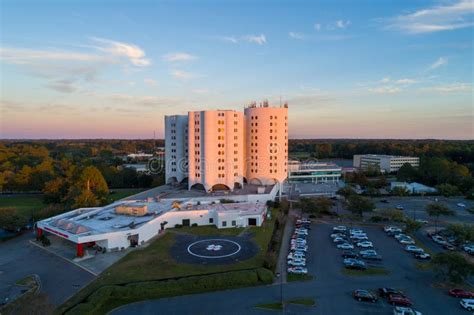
[432,252,474,283]
[337,186,356,198]
[436,183,461,197]
[404,218,423,233]
[426,203,455,232]
[346,195,375,217]
[397,163,418,182]
[67,166,109,207]
[378,208,405,222]
[392,186,410,196]
[446,224,474,245]
[0,208,28,231]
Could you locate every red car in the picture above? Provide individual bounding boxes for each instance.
[388,295,412,306]
[449,289,474,298]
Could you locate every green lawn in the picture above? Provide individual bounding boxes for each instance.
[341,267,390,276]
[60,208,280,313]
[107,189,146,203]
[0,194,45,217]
[255,298,316,310]
[287,273,314,282]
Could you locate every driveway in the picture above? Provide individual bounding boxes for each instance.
[0,232,95,306]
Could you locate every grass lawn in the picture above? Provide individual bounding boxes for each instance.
[255,298,316,310]
[287,273,314,282]
[107,188,146,203]
[0,194,45,217]
[60,208,280,313]
[414,262,433,271]
[342,267,390,276]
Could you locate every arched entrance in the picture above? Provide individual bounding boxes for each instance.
[190,183,205,191]
[212,184,231,191]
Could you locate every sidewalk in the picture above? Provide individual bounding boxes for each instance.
[273,210,296,284]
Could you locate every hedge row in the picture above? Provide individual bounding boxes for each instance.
[66,268,274,315]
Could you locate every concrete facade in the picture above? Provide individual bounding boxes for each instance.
[353,154,420,173]
[164,115,189,184]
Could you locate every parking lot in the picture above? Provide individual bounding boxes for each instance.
[372,196,474,224]
[303,222,468,314]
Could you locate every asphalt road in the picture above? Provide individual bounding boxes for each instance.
[111,221,467,315]
[0,232,95,306]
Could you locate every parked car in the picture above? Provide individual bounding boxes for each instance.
[444,243,456,251]
[395,233,409,240]
[333,225,347,232]
[449,289,474,298]
[396,205,404,210]
[360,249,378,256]
[432,235,447,245]
[333,237,349,244]
[362,254,383,261]
[388,295,412,306]
[384,226,402,233]
[331,233,345,238]
[357,241,374,248]
[414,252,431,260]
[379,288,406,298]
[460,299,474,311]
[287,252,305,260]
[381,199,389,203]
[457,203,466,208]
[393,306,422,315]
[341,250,359,258]
[345,261,367,270]
[399,238,416,245]
[350,234,369,240]
[350,228,364,234]
[287,266,308,274]
[353,289,378,302]
[297,219,311,224]
[288,259,306,267]
[463,244,474,254]
[405,245,424,254]
[337,243,354,250]
[415,219,428,225]
[291,246,308,252]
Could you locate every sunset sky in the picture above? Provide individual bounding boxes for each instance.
[1,0,473,139]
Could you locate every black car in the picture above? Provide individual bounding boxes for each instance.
[361,254,382,261]
[341,250,359,258]
[353,289,378,302]
[378,288,406,298]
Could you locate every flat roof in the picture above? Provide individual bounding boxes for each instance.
[356,154,418,159]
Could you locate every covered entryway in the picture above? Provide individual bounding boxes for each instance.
[182,219,190,227]
[129,234,139,247]
[248,218,257,226]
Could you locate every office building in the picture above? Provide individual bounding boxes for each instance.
[287,160,342,183]
[353,154,420,173]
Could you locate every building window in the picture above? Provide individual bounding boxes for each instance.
[222,221,227,227]
[209,218,214,224]
[232,220,236,226]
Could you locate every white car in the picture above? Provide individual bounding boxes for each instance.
[460,299,474,311]
[288,259,306,267]
[287,266,308,274]
[395,233,408,240]
[385,226,402,233]
[350,234,368,240]
[337,243,354,250]
[333,225,347,232]
[457,203,466,208]
[350,229,364,234]
[287,253,305,260]
[360,249,377,256]
[333,237,348,243]
[393,306,422,315]
[432,235,447,245]
[405,245,424,253]
[415,219,428,225]
[399,238,415,245]
[357,241,374,248]
[297,219,311,224]
[331,233,345,238]
[463,244,474,254]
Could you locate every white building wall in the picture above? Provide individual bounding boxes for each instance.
[244,104,288,186]
[188,110,244,192]
[165,115,189,183]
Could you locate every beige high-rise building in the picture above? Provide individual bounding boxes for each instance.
[165,102,288,192]
[188,110,245,192]
[244,102,288,186]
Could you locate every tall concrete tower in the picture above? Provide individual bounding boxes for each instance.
[164,115,188,184]
[187,110,245,192]
[244,101,288,186]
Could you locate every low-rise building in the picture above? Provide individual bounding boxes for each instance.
[287,160,342,183]
[36,195,269,257]
[390,181,437,194]
[353,154,419,173]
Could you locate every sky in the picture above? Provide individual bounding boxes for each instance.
[0,0,473,140]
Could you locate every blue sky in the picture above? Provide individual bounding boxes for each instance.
[1,0,473,139]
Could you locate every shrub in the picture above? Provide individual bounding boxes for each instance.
[263,252,278,270]
[191,223,198,227]
[174,224,182,228]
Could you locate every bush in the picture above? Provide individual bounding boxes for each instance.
[174,224,182,228]
[263,251,278,270]
[191,223,198,227]
[256,268,274,283]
